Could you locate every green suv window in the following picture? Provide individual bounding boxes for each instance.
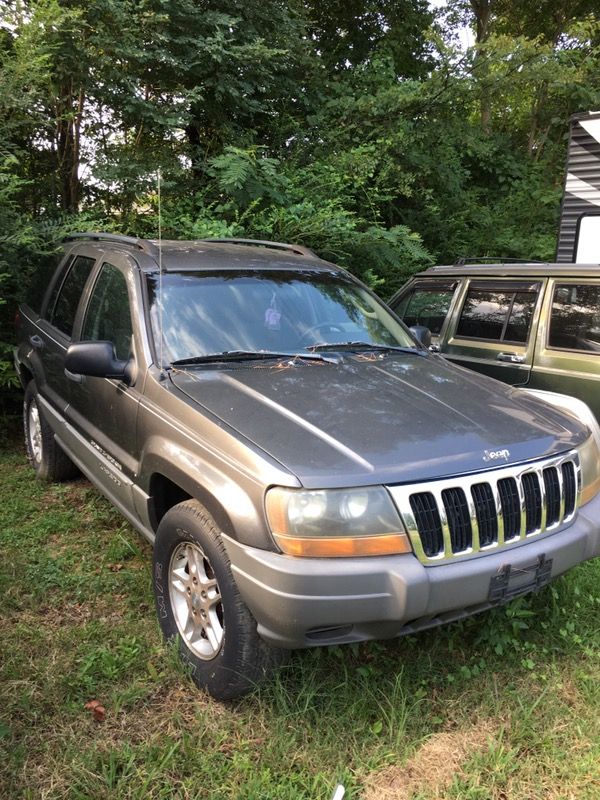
[456,282,540,343]
[392,280,457,335]
[549,283,600,353]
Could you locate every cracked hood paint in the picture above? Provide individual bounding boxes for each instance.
[170,354,588,488]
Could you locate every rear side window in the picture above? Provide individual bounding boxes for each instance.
[43,256,73,319]
[549,283,600,353]
[49,255,96,337]
[82,263,133,361]
[456,283,539,344]
[392,281,457,335]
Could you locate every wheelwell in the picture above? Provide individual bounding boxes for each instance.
[148,473,235,538]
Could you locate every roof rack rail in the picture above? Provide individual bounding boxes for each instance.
[452,256,546,266]
[200,238,317,258]
[63,232,159,258]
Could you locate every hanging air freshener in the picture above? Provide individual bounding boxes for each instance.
[264,291,281,330]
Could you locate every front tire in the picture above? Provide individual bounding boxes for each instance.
[153,500,284,700]
[23,381,78,482]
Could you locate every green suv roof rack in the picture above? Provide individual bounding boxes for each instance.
[452,257,546,266]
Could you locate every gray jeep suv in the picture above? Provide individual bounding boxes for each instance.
[14,234,600,699]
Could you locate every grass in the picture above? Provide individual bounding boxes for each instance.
[1,432,600,799]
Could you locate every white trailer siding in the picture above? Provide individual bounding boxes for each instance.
[557,112,600,263]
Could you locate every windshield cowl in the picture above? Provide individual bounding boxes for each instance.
[306,341,426,356]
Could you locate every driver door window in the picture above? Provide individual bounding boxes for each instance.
[82,262,133,360]
[392,281,458,335]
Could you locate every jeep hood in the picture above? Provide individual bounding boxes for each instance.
[170,354,587,488]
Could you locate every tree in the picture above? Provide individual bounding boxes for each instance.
[302,0,434,78]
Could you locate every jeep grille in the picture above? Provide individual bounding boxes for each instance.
[388,453,581,564]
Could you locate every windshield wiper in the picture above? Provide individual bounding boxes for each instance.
[171,350,336,367]
[306,341,427,356]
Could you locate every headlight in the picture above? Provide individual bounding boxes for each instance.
[265,486,412,557]
[579,434,600,506]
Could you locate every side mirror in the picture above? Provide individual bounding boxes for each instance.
[65,341,131,382]
[409,325,432,349]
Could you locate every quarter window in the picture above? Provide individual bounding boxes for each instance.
[82,263,133,361]
[37,255,72,316]
[49,255,96,337]
[549,284,600,353]
[392,281,457,335]
[456,283,539,344]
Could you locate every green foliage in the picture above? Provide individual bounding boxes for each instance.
[1,0,600,408]
[2,441,600,798]
[208,146,290,205]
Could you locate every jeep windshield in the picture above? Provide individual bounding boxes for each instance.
[146,269,418,365]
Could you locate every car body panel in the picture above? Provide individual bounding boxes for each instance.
[170,353,587,488]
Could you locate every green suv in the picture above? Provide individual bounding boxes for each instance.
[390,261,600,421]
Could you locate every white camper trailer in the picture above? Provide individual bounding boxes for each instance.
[557,111,600,263]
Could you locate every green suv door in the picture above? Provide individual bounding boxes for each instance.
[391,265,600,421]
[392,276,545,387]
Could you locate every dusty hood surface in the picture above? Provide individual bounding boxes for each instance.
[170,353,587,488]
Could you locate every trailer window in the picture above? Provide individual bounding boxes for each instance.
[575,215,600,263]
[549,284,600,353]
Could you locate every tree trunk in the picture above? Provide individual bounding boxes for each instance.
[528,81,548,160]
[55,80,84,212]
[185,121,204,181]
[470,0,494,133]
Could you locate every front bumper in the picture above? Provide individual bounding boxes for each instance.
[223,491,600,649]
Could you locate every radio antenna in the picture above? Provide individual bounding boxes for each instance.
[157,168,164,374]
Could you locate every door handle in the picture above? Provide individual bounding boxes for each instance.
[29,334,44,350]
[497,352,525,364]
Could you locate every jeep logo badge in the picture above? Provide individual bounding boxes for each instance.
[483,448,511,462]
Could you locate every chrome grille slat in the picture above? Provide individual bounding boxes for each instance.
[432,488,453,558]
[537,467,547,531]
[517,473,527,540]
[562,462,577,518]
[389,451,581,565]
[492,479,505,547]
[465,488,480,551]
[556,463,565,525]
